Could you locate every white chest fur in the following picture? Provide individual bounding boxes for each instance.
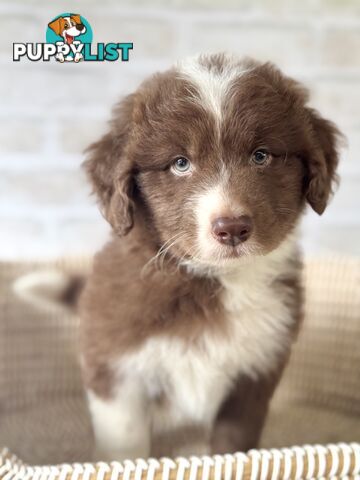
[113,236,298,430]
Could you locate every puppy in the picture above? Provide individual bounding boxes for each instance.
[80,53,342,461]
[48,14,86,62]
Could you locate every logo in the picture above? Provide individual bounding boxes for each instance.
[13,13,133,63]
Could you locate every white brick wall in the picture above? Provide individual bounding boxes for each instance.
[1,0,360,259]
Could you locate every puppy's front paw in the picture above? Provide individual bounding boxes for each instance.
[55,53,65,63]
[74,53,84,63]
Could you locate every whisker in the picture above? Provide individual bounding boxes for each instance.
[140,232,186,277]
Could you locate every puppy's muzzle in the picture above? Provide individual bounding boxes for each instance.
[211,216,253,246]
[76,23,85,31]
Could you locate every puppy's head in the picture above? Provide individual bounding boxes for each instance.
[84,54,343,269]
[48,14,86,42]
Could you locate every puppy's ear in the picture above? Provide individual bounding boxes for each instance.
[70,14,81,24]
[305,109,343,215]
[83,95,136,236]
[48,17,65,36]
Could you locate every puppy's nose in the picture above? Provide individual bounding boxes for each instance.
[76,23,85,31]
[211,216,253,246]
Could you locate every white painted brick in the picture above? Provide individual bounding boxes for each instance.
[1,0,360,259]
[249,0,321,15]
[1,0,251,10]
[0,153,84,171]
[325,174,360,218]
[185,22,318,69]
[345,130,360,166]
[0,63,137,113]
[172,0,250,7]
[318,0,360,15]
[0,218,46,259]
[93,15,176,59]
[302,223,360,256]
[320,27,360,68]
[309,79,360,130]
[0,13,41,55]
[0,216,109,259]
[59,119,107,154]
[0,118,44,152]
[0,169,91,207]
[300,170,360,229]
[7,0,357,13]
[54,217,110,256]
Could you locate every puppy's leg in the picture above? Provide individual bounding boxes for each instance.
[172,426,211,457]
[152,423,211,458]
[211,372,281,454]
[87,378,150,462]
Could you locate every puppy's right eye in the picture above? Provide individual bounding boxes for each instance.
[171,157,192,176]
[251,149,271,166]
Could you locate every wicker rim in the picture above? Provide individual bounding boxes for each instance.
[1,443,360,480]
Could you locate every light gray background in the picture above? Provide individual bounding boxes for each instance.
[1,0,359,259]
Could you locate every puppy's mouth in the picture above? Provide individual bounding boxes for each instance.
[187,243,255,265]
[213,244,251,261]
[220,248,244,259]
[65,33,74,44]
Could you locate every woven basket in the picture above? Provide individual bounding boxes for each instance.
[0,256,359,480]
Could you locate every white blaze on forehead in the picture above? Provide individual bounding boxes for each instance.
[177,54,250,123]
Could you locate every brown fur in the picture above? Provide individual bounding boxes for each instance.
[212,367,286,453]
[80,54,342,454]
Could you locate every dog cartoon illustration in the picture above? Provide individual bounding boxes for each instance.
[48,14,86,62]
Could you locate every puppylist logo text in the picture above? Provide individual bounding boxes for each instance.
[13,13,133,63]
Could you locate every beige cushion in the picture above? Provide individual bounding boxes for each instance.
[0,256,359,465]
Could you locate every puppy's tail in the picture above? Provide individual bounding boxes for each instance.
[13,270,85,314]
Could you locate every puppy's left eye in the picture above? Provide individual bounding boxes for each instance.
[251,149,271,166]
[171,157,192,176]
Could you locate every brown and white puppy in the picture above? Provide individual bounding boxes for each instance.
[80,53,342,461]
